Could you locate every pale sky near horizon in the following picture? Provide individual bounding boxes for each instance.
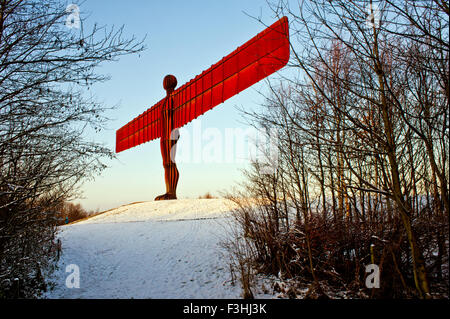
[73,0,290,212]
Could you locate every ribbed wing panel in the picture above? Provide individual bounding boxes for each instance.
[115,99,164,153]
[172,16,289,130]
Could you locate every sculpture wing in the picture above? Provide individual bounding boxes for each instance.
[116,16,289,153]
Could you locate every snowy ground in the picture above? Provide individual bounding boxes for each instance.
[44,199,244,299]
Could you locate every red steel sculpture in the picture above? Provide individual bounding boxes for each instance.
[116,17,290,200]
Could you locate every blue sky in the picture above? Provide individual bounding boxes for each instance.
[74,0,288,211]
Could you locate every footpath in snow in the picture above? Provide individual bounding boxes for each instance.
[44,198,243,299]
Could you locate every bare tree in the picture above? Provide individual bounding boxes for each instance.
[225,0,448,299]
[0,0,144,298]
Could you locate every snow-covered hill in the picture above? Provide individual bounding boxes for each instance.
[44,198,242,299]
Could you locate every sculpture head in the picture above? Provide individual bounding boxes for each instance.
[163,74,177,94]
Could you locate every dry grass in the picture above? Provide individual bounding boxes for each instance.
[198,192,215,199]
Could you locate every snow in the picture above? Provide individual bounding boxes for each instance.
[78,198,238,224]
[44,198,243,299]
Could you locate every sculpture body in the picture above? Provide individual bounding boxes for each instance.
[155,75,179,200]
[116,17,290,200]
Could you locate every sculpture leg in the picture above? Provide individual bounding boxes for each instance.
[165,162,179,196]
[155,137,179,200]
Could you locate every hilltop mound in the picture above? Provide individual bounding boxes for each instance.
[76,198,238,224]
[44,198,242,299]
